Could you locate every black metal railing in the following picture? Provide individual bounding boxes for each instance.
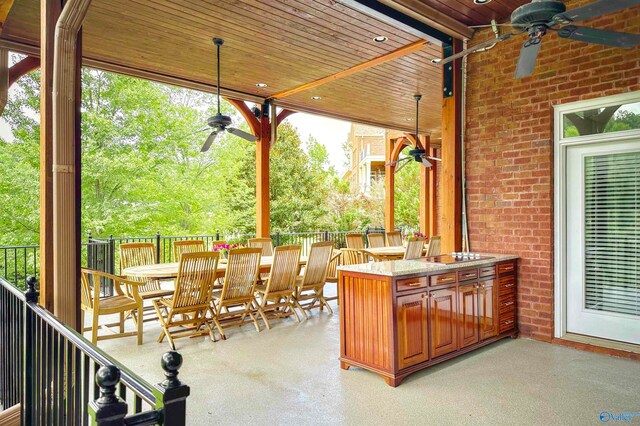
[1,227,390,281]
[0,276,190,425]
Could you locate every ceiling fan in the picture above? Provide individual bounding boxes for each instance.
[200,38,257,153]
[385,95,441,174]
[440,0,640,79]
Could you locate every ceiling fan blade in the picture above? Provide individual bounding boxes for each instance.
[557,25,640,48]
[552,0,640,25]
[227,127,258,142]
[424,155,442,162]
[514,39,542,79]
[439,33,515,66]
[385,157,410,167]
[200,131,219,153]
[394,158,411,174]
[420,158,432,168]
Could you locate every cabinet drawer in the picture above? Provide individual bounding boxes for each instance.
[499,312,516,333]
[498,276,516,296]
[499,295,516,313]
[396,276,428,292]
[457,268,478,282]
[498,261,516,275]
[430,272,456,286]
[479,265,496,278]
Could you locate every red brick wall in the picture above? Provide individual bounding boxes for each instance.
[464,0,640,341]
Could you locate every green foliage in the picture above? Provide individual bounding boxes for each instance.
[394,159,421,230]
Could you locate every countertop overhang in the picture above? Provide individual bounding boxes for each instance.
[337,254,519,277]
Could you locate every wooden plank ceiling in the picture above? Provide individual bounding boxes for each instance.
[0,0,528,135]
[415,0,529,26]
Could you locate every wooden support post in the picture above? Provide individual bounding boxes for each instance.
[0,48,7,115]
[428,146,438,236]
[39,0,62,312]
[384,137,395,232]
[256,104,271,238]
[51,0,92,329]
[440,39,463,253]
[419,135,430,236]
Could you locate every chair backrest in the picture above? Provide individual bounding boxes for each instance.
[119,242,160,292]
[264,245,301,294]
[171,252,219,309]
[221,248,262,301]
[300,242,333,287]
[426,236,441,256]
[367,233,385,248]
[341,248,366,266]
[209,240,226,251]
[325,248,340,283]
[386,231,402,247]
[173,240,205,261]
[248,238,274,256]
[80,268,135,310]
[404,237,427,260]
[80,269,95,310]
[120,242,156,270]
[345,233,364,249]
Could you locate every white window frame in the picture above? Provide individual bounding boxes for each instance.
[553,90,640,339]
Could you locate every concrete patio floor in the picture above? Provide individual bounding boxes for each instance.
[96,294,640,426]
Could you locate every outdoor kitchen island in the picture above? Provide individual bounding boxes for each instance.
[338,254,519,387]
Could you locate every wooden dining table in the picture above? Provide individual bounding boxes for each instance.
[122,255,308,280]
[361,245,429,261]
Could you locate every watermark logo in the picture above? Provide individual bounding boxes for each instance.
[600,412,640,422]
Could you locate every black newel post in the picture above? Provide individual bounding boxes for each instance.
[276,232,281,247]
[324,230,329,242]
[22,276,38,425]
[157,351,190,425]
[108,235,115,275]
[156,232,162,263]
[215,230,220,241]
[89,365,128,425]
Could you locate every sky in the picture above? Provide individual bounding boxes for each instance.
[284,112,352,174]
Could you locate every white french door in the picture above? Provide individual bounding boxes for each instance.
[565,140,640,344]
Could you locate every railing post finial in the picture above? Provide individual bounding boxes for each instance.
[161,351,183,389]
[25,276,39,303]
[89,365,128,425]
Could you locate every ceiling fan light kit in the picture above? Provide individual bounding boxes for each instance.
[200,38,258,153]
[439,0,640,79]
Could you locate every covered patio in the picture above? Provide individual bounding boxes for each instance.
[0,0,639,424]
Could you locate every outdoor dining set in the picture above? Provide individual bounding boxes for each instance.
[79,232,441,350]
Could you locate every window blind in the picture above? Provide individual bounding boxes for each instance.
[584,151,639,317]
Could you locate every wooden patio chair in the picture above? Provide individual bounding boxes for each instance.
[248,237,274,256]
[345,233,364,249]
[367,233,385,248]
[210,248,262,339]
[152,252,219,349]
[323,248,341,305]
[386,231,402,247]
[341,248,367,266]
[80,269,144,345]
[293,242,334,319]
[120,242,174,301]
[173,239,205,261]
[254,245,302,329]
[427,236,442,256]
[404,237,427,260]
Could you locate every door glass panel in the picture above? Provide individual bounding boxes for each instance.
[584,151,640,317]
[563,101,640,138]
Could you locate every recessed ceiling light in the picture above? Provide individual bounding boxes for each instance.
[431,58,442,64]
[406,118,414,121]
[255,83,268,88]
[311,96,322,100]
[473,0,491,4]
[373,36,388,43]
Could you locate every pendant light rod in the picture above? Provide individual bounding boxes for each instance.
[213,38,224,115]
[414,94,422,138]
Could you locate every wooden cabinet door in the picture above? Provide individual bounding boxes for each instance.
[396,292,429,370]
[458,283,479,349]
[479,279,499,340]
[429,286,457,358]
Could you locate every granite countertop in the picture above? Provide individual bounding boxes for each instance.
[337,253,519,277]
